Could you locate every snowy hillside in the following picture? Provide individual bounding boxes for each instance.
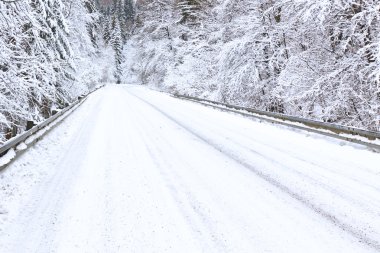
[0,0,114,143]
[121,0,380,131]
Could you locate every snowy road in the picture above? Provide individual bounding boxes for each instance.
[1,85,380,253]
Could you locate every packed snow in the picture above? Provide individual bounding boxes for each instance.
[0,85,379,252]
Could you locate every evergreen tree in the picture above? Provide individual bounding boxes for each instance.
[124,0,135,22]
[30,0,75,108]
[98,0,135,83]
[110,17,123,83]
[84,0,99,47]
[102,16,111,44]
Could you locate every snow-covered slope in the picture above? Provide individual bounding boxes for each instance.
[0,0,110,142]
[0,85,379,252]
[122,0,380,131]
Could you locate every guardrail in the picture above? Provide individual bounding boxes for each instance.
[0,85,104,170]
[174,94,380,150]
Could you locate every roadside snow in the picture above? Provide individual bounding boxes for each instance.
[15,143,27,151]
[0,85,379,253]
[0,90,103,243]
[0,149,15,167]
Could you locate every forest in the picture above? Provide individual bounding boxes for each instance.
[1,0,380,142]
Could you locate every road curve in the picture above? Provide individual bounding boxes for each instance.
[0,85,379,253]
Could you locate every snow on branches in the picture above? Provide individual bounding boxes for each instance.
[122,0,380,131]
[0,0,104,142]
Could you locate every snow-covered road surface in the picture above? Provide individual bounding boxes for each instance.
[1,85,380,253]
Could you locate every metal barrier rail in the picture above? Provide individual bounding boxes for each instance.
[0,85,104,169]
[174,94,380,150]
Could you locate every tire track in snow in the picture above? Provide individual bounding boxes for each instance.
[151,94,380,222]
[7,93,105,253]
[164,96,380,189]
[126,88,380,252]
[124,92,230,252]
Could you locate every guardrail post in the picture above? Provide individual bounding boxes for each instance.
[0,85,105,166]
[4,125,18,140]
[12,125,17,137]
[26,121,36,131]
[5,128,12,140]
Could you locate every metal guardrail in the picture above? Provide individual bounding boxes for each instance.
[174,94,380,150]
[0,85,104,169]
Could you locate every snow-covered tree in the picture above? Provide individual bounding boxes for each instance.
[110,17,123,83]
[120,0,380,131]
[0,0,106,142]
